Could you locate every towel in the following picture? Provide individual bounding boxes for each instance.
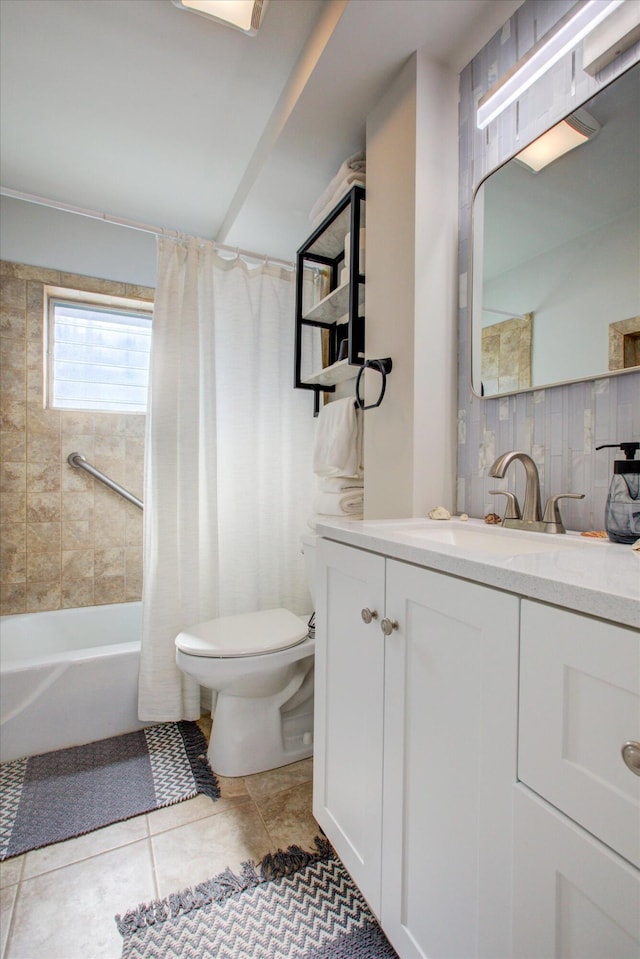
[312,489,364,516]
[318,476,364,493]
[310,173,366,230]
[313,397,363,478]
[309,152,366,225]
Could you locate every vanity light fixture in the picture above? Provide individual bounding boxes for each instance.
[476,0,625,129]
[583,0,640,75]
[515,108,600,172]
[171,0,269,36]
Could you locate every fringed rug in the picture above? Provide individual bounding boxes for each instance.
[0,721,219,861]
[116,837,399,959]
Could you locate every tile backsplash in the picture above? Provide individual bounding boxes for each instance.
[0,260,153,614]
[456,0,640,532]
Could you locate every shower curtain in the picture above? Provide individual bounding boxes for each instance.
[138,235,315,721]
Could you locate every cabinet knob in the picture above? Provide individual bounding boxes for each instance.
[621,741,640,776]
[361,608,378,624]
[380,617,399,636]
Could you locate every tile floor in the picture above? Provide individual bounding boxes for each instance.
[0,719,318,959]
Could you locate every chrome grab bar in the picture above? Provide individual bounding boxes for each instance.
[67,452,143,510]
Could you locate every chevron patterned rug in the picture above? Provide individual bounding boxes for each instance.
[116,837,399,958]
[0,721,220,861]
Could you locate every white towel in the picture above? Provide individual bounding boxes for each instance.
[312,489,364,516]
[318,476,364,493]
[309,152,366,225]
[313,397,363,478]
[310,173,366,230]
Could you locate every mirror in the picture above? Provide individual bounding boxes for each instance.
[471,62,640,397]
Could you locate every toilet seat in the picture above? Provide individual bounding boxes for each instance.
[175,607,309,658]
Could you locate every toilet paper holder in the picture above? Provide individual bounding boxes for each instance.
[355,358,393,410]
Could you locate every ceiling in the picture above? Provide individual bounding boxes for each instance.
[0,0,523,262]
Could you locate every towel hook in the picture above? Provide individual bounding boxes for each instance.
[355,358,393,410]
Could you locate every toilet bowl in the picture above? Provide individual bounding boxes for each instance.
[175,535,317,777]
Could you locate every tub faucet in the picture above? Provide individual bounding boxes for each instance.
[488,450,543,530]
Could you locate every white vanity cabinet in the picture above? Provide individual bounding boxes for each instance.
[315,519,640,959]
[313,539,386,914]
[512,787,640,959]
[313,537,520,957]
[513,601,640,958]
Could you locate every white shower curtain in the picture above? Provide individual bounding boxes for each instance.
[138,235,315,721]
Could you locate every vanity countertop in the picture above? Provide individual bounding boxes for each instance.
[315,517,640,629]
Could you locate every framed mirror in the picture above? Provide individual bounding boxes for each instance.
[471,61,640,397]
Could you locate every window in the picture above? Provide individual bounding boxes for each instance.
[45,288,153,413]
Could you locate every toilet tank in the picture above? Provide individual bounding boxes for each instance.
[301,533,317,607]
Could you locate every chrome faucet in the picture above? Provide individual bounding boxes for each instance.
[488,450,584,533]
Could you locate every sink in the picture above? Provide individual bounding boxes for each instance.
[400,523,588,557]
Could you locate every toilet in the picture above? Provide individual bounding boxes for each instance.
[175,534,317,777]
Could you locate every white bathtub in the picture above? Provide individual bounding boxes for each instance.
[0,602,145,763]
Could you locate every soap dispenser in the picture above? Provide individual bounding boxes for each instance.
[596,442,640,544]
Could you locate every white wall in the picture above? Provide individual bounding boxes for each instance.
[0,196,157,287]
[363,49,458,519]
[413,50,458,517]
[364,56,417,519]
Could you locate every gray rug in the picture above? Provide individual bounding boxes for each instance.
[116,837,399,959]
[0,721,219,860]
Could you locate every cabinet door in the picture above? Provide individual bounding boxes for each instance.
[519,600,640,867]
[513,785,640,959]
[313,538,386,917]
[381,561,519,958]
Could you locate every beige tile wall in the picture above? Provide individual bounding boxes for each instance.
[0,260,154,615]
[481,313,532,396]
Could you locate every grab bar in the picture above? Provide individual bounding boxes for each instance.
[67,452,143,510]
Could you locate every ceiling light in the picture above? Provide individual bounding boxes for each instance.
[477,0,625,129]
[171,0,269,36]
[515,109,600,172]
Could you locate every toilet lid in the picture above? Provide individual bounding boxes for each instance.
[175,607,309,658]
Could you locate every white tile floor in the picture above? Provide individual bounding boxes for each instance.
[1,730,317,959]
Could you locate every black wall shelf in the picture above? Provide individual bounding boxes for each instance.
[294,185,366,416]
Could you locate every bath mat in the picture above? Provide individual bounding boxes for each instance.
[116,836,399,959]
[0,721,219,861]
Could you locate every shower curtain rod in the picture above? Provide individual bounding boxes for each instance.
[0,186,295,270]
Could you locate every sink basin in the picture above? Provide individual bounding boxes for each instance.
[401,523,587,557]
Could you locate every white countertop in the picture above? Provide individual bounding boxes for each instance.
[315,517,640,629]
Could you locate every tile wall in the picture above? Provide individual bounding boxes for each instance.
[0,260,153,615]
[457,0,640,531]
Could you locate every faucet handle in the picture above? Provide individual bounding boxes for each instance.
[542,493,585,534]
[489,490,521,520]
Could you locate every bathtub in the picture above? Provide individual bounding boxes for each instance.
[0,602,145,763]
